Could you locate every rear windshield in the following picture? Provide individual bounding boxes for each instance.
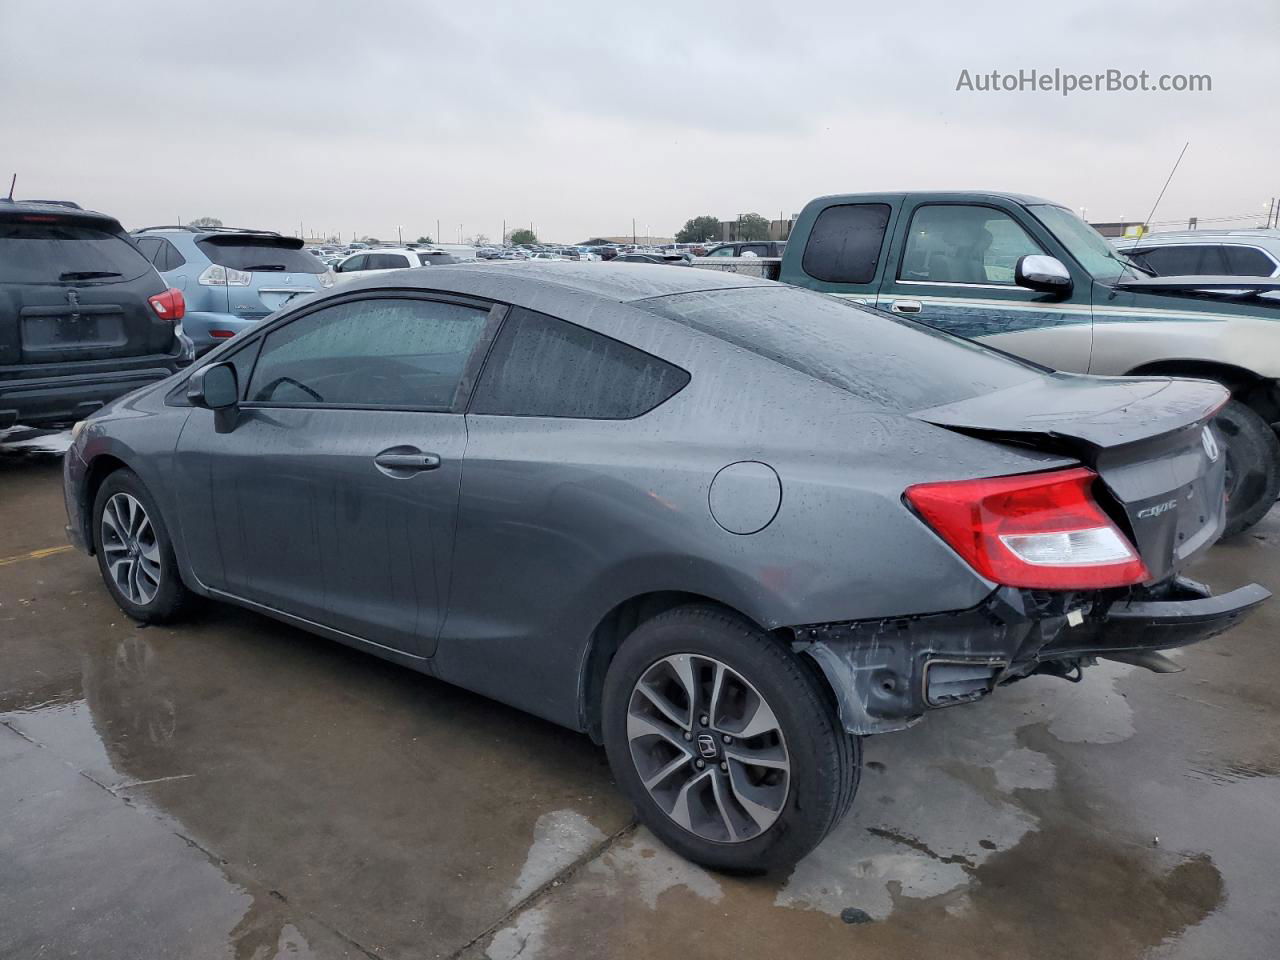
[0,221,154,284]
[642,285,1041,411]
[196,238,325,274]
[418,252,458,265]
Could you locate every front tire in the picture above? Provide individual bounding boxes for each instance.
[602,605,860,872]
[1217,400,1280,538]
[92,469,192,623]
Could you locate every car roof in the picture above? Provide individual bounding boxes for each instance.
[809,190,1055,207]
[1114,230,1280,245]
[0,198,121,227]
[336,260,773,303]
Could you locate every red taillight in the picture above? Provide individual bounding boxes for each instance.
[148,287,185,322]
[904,467,1149,589]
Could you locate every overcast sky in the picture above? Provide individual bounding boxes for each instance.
[3,0,1276,243]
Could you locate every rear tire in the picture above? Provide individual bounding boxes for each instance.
[601,604,860,872]
[92,469,193,623]
[1217,400,1280,538]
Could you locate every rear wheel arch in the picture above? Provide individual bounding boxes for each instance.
[579,592,789,742]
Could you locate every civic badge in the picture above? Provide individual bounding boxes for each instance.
[1202,426,1220,463]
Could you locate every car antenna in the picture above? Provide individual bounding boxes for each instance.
[1127,141,1189,261]
[6,174,14,201]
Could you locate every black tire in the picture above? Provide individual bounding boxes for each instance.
[1217,400,1280,538]
[91,468,193,623]
[601,604,860,872]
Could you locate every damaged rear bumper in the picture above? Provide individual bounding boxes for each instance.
[793,577,1270,736]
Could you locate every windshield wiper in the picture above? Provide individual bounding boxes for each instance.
[59,270,122,280]
[241,263,286,271]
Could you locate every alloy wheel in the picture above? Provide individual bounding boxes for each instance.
[100,492,162,605]
[626,653,790,843]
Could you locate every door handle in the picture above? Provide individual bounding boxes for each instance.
[373,451,441,472]
[890,299,923,314]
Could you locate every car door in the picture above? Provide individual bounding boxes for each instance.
[876,201,1093,372]
[435,304,692,725]
[173,292,501,656]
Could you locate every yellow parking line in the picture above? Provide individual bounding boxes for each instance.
[0,545,74,567]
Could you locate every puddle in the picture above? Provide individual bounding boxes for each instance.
[509,810,608,906]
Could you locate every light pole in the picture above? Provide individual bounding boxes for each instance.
[397,225,403,245]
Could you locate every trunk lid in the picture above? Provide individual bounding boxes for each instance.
[913,373,1229,582]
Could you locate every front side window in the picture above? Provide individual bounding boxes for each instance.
[900,205,1043,285]
[801,203,890,284]
[247,297,490,408]
[705,246,735,257]
[470,307,689,419]
[339,254,368,272]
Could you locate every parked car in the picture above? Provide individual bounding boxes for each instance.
[690,192,1280,536]
[133,227,333,355]
[703,241,787,258]
[1113,229,1280,279]
[332,247,458,282]
[64,262,1266,871]
[613,253,692,265]
[1,199,191,429]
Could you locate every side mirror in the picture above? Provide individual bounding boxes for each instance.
[187,362,239,410]
[1015,255,1073,295]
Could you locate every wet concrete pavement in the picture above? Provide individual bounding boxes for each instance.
[2,440,1278,959]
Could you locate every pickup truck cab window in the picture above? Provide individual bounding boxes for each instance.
[801,202,891,284]
[900,204,1042,286]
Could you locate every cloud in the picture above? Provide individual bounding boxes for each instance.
[2,0,1275,241]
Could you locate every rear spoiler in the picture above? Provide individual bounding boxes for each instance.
[200,233,304,250]
[1113,275,1280,295]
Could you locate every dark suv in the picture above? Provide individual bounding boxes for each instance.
[0,200,191,429]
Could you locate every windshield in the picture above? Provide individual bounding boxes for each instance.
[198,238,326,274]
[0,221,154,284]
[644,285,1041,411]
[1028,204,1151,281]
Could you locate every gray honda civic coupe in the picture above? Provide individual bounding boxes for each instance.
[63,262,1268,870]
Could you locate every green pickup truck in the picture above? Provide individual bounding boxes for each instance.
[692,191,1280,535]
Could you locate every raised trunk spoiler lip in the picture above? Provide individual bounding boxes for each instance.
[912,374,1228,450]
[1112,274,1280,294]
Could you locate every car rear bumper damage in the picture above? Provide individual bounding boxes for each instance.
[793,577,1270,736]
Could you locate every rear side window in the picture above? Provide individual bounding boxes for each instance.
[1224,246,1277,277]
[155,239,187,271]
[0,221,154,284]
[1131,245,1227,276]
[366,253,411,269]
[196,238,325,274]
[801,203,890,284]
[470,307,689,419]
[246,297,490,408]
